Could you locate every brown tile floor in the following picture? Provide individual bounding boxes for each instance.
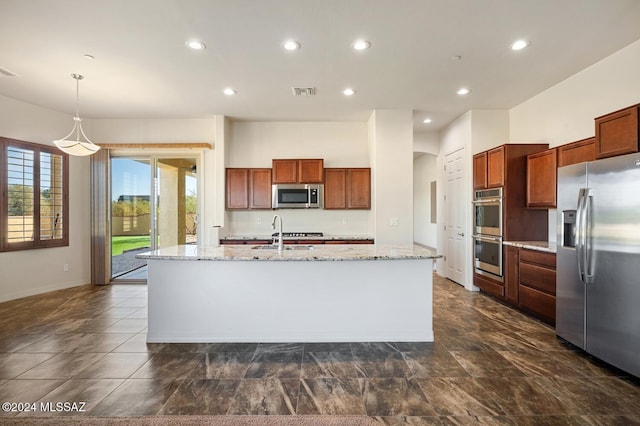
[0,274,640,423]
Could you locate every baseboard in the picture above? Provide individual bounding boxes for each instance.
[0,280,89,303]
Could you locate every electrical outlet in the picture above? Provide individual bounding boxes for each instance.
[342,217,347,225]
[390,217,399,226]
[63,264,69,272]
[257,217,262,225]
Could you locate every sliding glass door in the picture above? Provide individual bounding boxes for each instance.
[110,156,197,281]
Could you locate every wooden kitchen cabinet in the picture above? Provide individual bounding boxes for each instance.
[518,249,556,324]
[225,168,272,210]
[557,137,596,167]
[487,146,505,188]
[249,168,273,209]
[526,148,557,208]
[503,245,519,304]
[595,104,639,159]
[473,146,508,189]
[324,168,371,210]
[325,239,374,244]
[347,168,371,209]
[272,159,324,183]
[226,168,249,209]
[324,168,346,208]
[473,273,504,298]
[220,239,272,245]
[473,152,488,189]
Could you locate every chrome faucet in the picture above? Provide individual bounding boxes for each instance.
[272,214,283,253]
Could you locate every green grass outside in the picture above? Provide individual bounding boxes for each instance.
[111,235,151,256]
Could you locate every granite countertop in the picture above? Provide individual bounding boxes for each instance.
[503,240,557,254]
[220,235,374,241]
[136,243,440,261]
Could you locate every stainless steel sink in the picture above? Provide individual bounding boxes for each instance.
[251,245,315,250]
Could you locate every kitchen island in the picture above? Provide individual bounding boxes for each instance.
[137,244,439,343]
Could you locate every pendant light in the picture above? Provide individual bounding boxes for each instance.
[53,73,100,156]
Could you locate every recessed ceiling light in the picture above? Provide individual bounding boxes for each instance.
[451,55,462,61]
[457,87,471,96]
[186,40,206,50]
[282,40,301,51]
[83,54,95,60]
[511,39,530,51]
[423,118,432,124]
[352,40,370,51]
[343,88,356,96]
[223,88,237,96]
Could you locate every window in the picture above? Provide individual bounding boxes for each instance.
[1,137,69,251]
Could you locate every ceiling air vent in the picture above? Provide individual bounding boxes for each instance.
[292,87,316,97]
[0,66,18,77]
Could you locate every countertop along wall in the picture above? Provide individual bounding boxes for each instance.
[510,38,640,243]
[226,121,373,237]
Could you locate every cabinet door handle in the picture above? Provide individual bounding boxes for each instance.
[457,232,465,237]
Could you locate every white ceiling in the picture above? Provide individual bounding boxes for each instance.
[1,0,640,132]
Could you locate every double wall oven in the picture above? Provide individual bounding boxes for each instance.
[473,187,503,281]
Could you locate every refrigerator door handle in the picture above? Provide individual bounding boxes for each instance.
[583,189,594,284]
[576,188,592,284]
[576,188,587,283]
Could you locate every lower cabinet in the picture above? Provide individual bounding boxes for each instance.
[220,239,272,245]
[220,239,374,245]
[473,273,504,298]
[503,245,519,304]
[475,246,556,325]
[517,249,556,324]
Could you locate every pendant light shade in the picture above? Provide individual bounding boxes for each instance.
[53,74,100,156]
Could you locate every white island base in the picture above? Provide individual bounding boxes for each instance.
[141,245,436,343]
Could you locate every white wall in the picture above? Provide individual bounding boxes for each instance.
[470,110,510,154]
[510,39,640,242]
[0,96,91,302]
[413,154,437,248]
[229,121,369,168]
[90,119,217,143]
[226,121,372,236]
[510,39,640,147]
[414,131,440,156]
[368,110,414,244]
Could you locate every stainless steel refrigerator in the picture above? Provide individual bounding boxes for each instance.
[557,151,640,378]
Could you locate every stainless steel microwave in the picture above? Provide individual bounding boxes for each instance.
[272,184,323,209]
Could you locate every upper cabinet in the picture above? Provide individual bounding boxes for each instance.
[272,159,324,184]
[473,146,505,189]
[487,146,505,188]
[557,137,596,167]
[248,168,273,209]
[473,147,506,189]
[595,104,639,159]
[226,168,272,210]
[472,152,488,189]
[226,168,249,209]
[526,148,557,208]
[324,168,371,210]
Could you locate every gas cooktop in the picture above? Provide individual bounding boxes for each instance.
[272,232,324,237]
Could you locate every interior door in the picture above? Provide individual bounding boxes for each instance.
[444,148,465,285]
